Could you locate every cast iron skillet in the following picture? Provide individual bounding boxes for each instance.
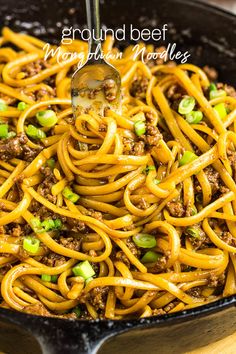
[0,0,236,353]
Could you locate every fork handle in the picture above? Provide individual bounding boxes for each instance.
[85,0,101,56]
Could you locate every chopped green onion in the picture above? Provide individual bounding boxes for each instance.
[46,158,55,169]
[26,124,46,139]
[41,274,51,282]
[0,99,8,112]
[210,89,226,100]
[85,277,94,285]
[17,101,28,111]
[214,103,227,120]
[185,111,203,124]
[0,124,8,138]
[62,186,80,203]
[185,227,200,239]
[209,83,217,92]
[72,260,95,280]
[30,217,43,233]
[141,251,161,263]
[178,96,195,115]
[73,307,81,318]
[54,219,62,229]
[143,165,155,174]
[153,179,160,185]
[134,120,146,136]
[190,206,198,216]
[41,219,55,232]
[179,151,198,166]
[51,275,58,283]
[23,237,40,254]
[132,234,156,248]
[7,131,16,138]
[36,110,58,128]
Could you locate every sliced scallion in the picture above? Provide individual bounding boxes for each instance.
[141,251,161,263]
[179,151,198,166]
[134,120,146,136]
[185,111,203,124]
[72,260,95,280]
[132,234,156,248]
[178,96,195,115]
[36,110,58,128]
[23,237,40,254]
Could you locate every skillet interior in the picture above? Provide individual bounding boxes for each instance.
[0,0,236,353]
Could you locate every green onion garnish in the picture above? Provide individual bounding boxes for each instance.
[41,219,55,232]
[0,99,8,112]
[46,158,55,169]
[17,101,28,111]
[0,124,8,138]
[141,251,161,263]
[72,260,95,280]
[85,277,94,285]
[178,96,195,115]
[214,103,227,120]
[7,131,16,138]
[209,83,217,92]
[153,179,160,185]
[185,227,200,239]
[30,217,43,233]
[132,234,156,248]
[41,274,51,282]
[210,89,226,100]
[51,275,58,283]
[179,151,198,166]
[62,187,80,203]
[134,120,146,136]
[36,110,58,128]
[143,165,156,174]
[26,124,46,139]
[186,111,203,124]
[54,219,62,229]
[30,217,62,233]
[73,307,81,318]
[23,237,40,254]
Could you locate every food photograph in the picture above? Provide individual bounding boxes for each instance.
[0,0,235,353]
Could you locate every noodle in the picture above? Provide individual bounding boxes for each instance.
[0,28,235,320]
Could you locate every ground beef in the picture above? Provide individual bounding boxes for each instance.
[23,302,52,317]
[21,59,51,78]
[163,302,175,312]
[115,251,130,268]
[141,124,162,147]
[59,236,81,251]
[102,78,117,102]
[88,286,109,311]
[203,166,229,195]
[136,197,150,210]
[217,83,236,98]
[208,272,225,288]
[65,217,87,233]
[130,75,149,99]
[152,308,166,316]
[85,209,103,221]
[219,231,236,246]
[147,255,168,273]
[166,201,185,217]
[0,92,17,105]
[0,133,39,162]
[167,84,183,101]
[186,287,202,298]
[41,252,67,267]
[37,166,57,203]
[122,137,145,156]
[203,65,218,81]
[126,237,141,258]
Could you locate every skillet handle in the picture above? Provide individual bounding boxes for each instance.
[0,308,123,354]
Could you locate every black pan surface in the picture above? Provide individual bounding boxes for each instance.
[0,1,236,353]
